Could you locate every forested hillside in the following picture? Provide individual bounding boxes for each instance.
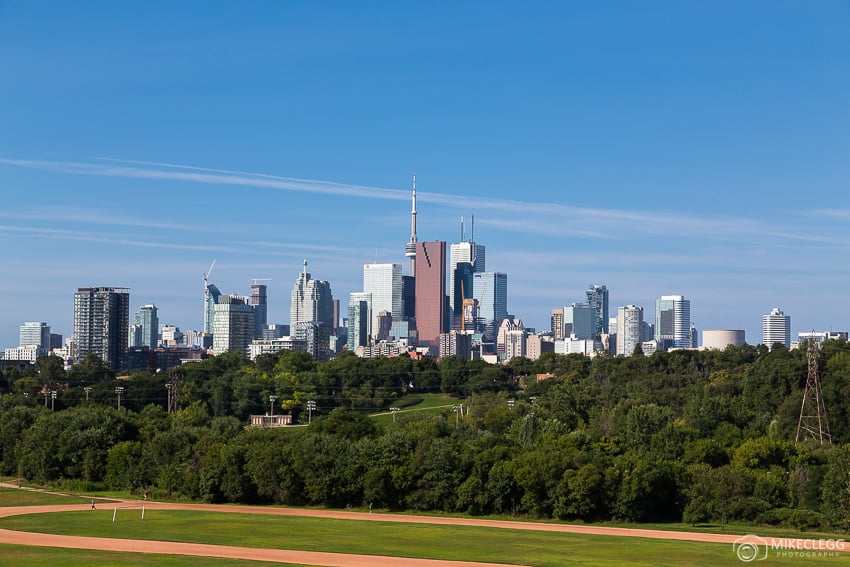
[2,342,850,531]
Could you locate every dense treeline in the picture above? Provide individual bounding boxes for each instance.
[2,342,850,531]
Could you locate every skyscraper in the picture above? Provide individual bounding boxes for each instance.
[763,307,791,350]
[363,263,402,339]
[586,284,609,338]
[19,322,50,355]
[473,271,507,338]
[617,305,644,356]
[551,308,564,339]
[655,295,691,350]
[347,292,371,351]
[563,303,595,340]
[133,304,159,348]
[449,238,485,319]
[250,283,268,339]
[74,287,130,371]
[204,283,221,335]
[212,294,255,356]
[290,260,335,328]
[414,241,447,345]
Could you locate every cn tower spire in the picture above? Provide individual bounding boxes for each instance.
[404,172,418,276]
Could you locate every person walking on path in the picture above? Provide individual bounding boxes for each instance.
[90,500,96,510]
[143,490,147,501]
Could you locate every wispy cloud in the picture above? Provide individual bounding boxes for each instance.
[1,156,842,245]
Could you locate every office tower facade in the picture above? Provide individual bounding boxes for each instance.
[347,292,371,351]
[440,330,472,360]
[375,311,393,342]
[19,322,50,355]
[74,287,130,371]
[449,240,485,316]
[617,305,644,356]
[563,303,595,340]
[133,304,159,348]
[401,275,416,322]
[551,308,565,339]
[655,295,691,350]
[250,284,268,339]
[212,294,255,356]
[363,263,402,338]
[473,271,508,338]
[290,260,335,328]
[763,307,791,350]
[498,318,526,360]
[204,283,222,334]
[294,321,331,362]
[586,284,609,338]
[414,241,447,345]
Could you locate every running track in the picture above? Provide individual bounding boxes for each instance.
[1,493,846,565]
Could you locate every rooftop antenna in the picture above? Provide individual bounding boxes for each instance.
[303,259,308,274]
[460,216,465,242]
[471,214,475,242]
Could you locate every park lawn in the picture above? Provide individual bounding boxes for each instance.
[2,509,841,567]
[0,544,309,567]
[371,393,462,425]
[0,486,112,507]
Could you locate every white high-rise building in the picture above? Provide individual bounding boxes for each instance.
[290,260,334,328]
[763,307,791,350]
[362,263,402,339]
[655,295,691,350]
[617,305,644,356]
[212,294,255,356]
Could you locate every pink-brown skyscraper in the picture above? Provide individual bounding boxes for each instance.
[414,240,446,345]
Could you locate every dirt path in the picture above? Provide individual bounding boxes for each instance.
[0,496,846,565]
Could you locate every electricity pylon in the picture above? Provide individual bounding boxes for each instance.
[796,339,831,444]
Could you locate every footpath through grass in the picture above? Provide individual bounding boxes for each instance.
[4,508,844,567]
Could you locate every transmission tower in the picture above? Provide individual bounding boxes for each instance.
[796,339,831,444]
[166,370,181,414]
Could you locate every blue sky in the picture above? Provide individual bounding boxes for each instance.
[1,1,849,349]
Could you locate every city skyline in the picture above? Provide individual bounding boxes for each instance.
[2,3,850,348]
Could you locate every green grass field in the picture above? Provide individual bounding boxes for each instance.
[370,393,461,424]
[0,544,309,567]
[0,486,113,507]
[3,509,845,567]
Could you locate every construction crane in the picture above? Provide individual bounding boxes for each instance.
[203,259,216,295]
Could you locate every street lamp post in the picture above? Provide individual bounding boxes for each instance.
[306,400,317,424]
[165,383,172,413]
[84,387,91,402]
[390,407,400,423]
[115,386,124,410]
[269,395,277,417]
[452,404,463,427]
[50,390,57,411]
[507,399,515,410]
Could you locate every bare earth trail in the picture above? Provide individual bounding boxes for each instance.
[0,493,846,565]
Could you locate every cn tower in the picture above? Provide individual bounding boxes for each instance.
[404,172,418,276]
